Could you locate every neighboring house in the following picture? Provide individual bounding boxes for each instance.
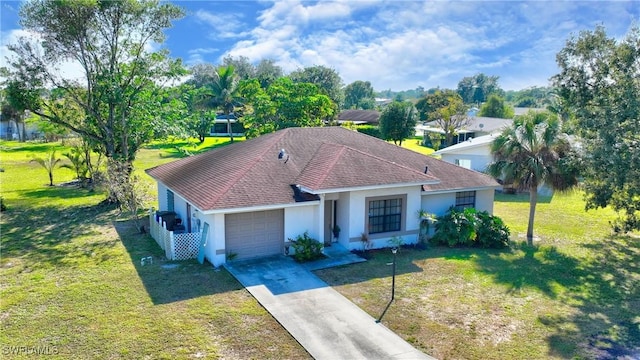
[210,113,244,137]
[337,109,380,125]
[146,127,500,266]
[433,132,554,196]
[0,113,41,140]
[432,134,497,172]
[417,116,511,147]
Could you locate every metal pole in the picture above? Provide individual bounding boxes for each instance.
[391,247,397,301]
[376,247,398,323]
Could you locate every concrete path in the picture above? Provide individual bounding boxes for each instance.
[225,254,434,360]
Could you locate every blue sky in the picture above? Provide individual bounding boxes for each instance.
[1,1,638,91]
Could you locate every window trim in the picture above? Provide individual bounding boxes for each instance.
[365,194,407,236]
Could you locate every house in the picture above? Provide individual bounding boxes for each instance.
[337,109,380,125]
[433,132,554,196]
[0,113,42,140]
[210,113,244,137]
[417,116,511,147]
[432,134,497,172]
[146,127,500,266]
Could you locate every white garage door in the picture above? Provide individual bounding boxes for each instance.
[225,209,284,260]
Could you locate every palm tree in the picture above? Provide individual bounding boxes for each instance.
[210,65,242,143]
[487,111,579,245]
[31,149,63,186]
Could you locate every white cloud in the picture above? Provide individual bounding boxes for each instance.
[189,0,638,90]
[194,9,250,39]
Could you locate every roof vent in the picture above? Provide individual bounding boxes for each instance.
[424,166,428,174]
[278,149,289,163]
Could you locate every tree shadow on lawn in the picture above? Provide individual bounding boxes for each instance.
[114,219,243,305]
[0,201,119,270]
[315,247,429,286]
[473,239,640,359]
[495,192,553,204]
[143,139,236,159]
[20,186,100,200]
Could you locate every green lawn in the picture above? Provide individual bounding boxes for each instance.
[395,137,435,156]
[316,191,640,359]
[1,138,638,359]
[0,138,308,359]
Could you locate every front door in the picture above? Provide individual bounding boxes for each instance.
[324,200,338,245]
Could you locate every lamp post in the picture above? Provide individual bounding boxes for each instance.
[390,247,397,301]
[376,247,398,323]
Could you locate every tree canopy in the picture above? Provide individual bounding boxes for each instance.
[478,94,514,118]
[457,73,503,104]
[290,65,344,110]
[378,100,417,146]
[343,80,376,110]
[416,90,469,147]
[239,77,336,138]
[4,0,186,163]
[553,25,640,232]
[488,111,579,244]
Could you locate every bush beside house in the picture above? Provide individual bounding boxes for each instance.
[431,207,510,248]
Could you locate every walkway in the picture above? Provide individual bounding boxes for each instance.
[224,246,434,360]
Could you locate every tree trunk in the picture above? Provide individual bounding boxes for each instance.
[227,112,234,143]
[527,186,538,245]
[48,171,54,186]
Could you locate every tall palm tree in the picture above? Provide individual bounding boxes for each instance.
[31,149,63,186]
[210,65,242,143]
[487,111,579,245]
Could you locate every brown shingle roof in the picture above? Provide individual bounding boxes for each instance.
[145,127,498,211]
[337,110,380,124]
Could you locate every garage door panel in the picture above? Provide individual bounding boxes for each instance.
[225,209,284,260]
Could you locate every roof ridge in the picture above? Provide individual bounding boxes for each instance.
[203,130,289,208]
[308,143,347,188]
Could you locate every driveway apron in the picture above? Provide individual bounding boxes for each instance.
[225,255,434,360]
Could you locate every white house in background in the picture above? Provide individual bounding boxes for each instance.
[210,113,244,137]
[432,134,497,172]
[417,116,512,147]
[146,127,500,266]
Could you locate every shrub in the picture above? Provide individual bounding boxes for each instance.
[289,231,323,262]
[355,125,382,139]
[0,197,6,212]
[431,208,510,248]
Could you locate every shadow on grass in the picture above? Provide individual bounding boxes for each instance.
[143,138,238,159]
[495,192,553,204]
[0,200,119,269]
[20,186,99,199]
[114,219,243,305]
[473,240,640,358]
[0,142,61,153]
[315,248,426,286]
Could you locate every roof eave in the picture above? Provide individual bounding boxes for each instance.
[200,200,321,215]
[299,180,441,195]
[422,185,501,195]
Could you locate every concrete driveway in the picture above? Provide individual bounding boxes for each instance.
[225,255,434,360]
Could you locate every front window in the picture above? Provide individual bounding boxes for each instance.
[455,191,476,210]
[368,198,402,234]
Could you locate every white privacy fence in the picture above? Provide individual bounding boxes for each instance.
[149,212,201,261]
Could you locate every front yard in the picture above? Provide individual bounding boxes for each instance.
[316,191,640,359]
[1,138,638,359]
